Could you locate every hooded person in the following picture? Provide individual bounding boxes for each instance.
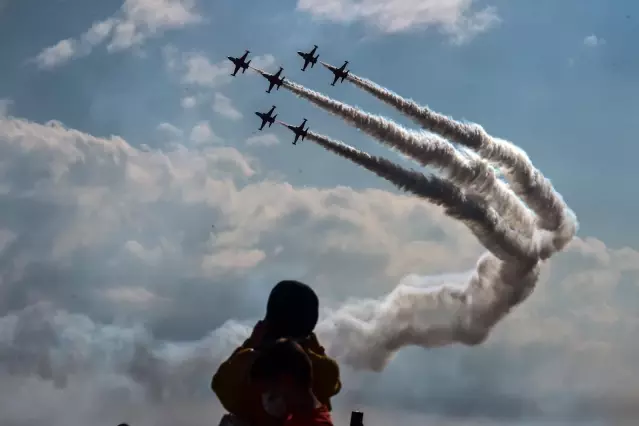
[212,280,341,426]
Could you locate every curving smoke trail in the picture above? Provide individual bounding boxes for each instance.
[303,131,541,370]
[345,73,577,256]
[252,67,535,244]
[279,79,536,244]
[302,130,535,263]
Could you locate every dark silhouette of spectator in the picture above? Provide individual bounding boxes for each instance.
[250,338,333,426]
[212,280,341,426]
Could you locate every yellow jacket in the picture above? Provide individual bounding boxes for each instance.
[212,333,341,420]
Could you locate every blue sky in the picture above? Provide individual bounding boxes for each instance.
[2,0,639,247]
[1,1,639,425]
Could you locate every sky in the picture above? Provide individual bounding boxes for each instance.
[1,0,639,425]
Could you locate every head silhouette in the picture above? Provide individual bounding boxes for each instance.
[265,280,319,340]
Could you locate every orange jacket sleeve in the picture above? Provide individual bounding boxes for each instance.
[303,334,342,410]
[211,343,258,416]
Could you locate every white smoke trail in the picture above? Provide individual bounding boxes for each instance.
[304,131,536,264]
[280,130,547,370]
[346,74,577,256]
[263,74,538,248]
[316,254,540,371]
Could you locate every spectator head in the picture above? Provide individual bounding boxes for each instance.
[265,280,319,339]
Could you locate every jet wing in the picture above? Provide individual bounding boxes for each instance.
[331,74,339,85]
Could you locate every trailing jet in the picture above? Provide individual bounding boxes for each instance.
[323,61,350,86]
[297,45,319,71]
[227,50,251,76]
[279,118,309,145]
[255,105,277,130]
[260,67,285,93]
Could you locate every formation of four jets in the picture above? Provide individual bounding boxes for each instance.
[227,45,350,144]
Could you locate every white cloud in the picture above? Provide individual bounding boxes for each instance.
[34,0,201,69]
[181,96,197,109]
[34,39,77,70]
[103,285,161,304]
[246,133,280,146]
[212,93,242,120]
[181,52,232,88]
[189,120,218,144]
[157,122,183,138]
[1,114,639,424]
[584,34,605,47]
[165,49,275,89]
[201,249,266,273]
[296,0,500,43]
[82,18,116,47]
[0,99,11,117]
[249,53,276,70]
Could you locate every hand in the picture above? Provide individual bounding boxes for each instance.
[301,332,326,354]
[245,320,268,348]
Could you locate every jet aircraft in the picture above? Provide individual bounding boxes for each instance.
[323,61,350,86]
[297,45,319,71]
[279,119,309,145]
[255,106,277,130]
[227,50,251,76]
[260,67,285,93]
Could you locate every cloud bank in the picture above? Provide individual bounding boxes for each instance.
[296,0,500,43]
[0,115,638,425]
[34,0,202,69]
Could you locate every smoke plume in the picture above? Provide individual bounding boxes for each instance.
[303,131,542,370]
[279,80,536,244]
[303,131,536,263]
[345,74,577,256]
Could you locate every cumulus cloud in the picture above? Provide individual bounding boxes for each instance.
[34,0,201,69]
[164,47,275,89]
[296,0,500,43]
[157,122,183,138]
[212,93,242,120]
[188,120,219,144]
[246,133,280,146]
[35,39,77,70]
[0,115,638,425]
[583,34,605,47]
[181,96,197,109]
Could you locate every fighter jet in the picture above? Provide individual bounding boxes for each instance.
[297,45,319,71]
[279,118,309,145]
[255,105,277,130]
[260,67,285,93]
[323,61,350,86]
[227,50,251,76]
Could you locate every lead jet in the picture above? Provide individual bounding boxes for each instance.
[227,50,251,76]
[260,67,285,93]
[279,118,309,145]
[297,45,319,71]
[255,105,277,130]
[323,61,350,86]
